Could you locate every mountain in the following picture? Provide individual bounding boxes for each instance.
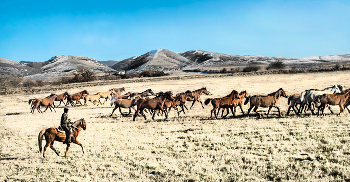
[24,55,115,80]
[111,49,191,73]
[0,58,40,76]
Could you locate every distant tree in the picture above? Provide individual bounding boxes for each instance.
[267,61,285,70]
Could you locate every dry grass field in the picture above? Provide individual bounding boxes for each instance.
[1,71,350,181]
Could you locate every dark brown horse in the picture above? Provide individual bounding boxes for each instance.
[314,88,350,115]
[53,91,70,107]
[66,90,88,107]
[133,91,174,121]
[186,87,210,109]
[38,118,87,158]
[31,94,57,114]
[204,89,239,119]
[129,89,155,99]
[245,88,288,117]
[286,93,302,115]
[219,90,249,118]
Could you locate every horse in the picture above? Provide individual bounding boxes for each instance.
[219,90,249,118]
[245,88,288,117]
[53,91,70,107]
[204,89,240,119]
[162,91,193,116]
[31,94,57,114]
[133,91,174,121]
[29,93,55,107]
[66,90,89,107]
[129,89,155,99]
[314,88,350,115]
[110,95,141,117]
[186,87,210,109]
[97,89,115,104]
[84,94,103,106]
[38,118,87,158]
[299,85,342,115]
[286,93,302,115]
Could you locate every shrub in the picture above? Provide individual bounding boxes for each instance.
[267,61,285,70]
[243,65,261,72]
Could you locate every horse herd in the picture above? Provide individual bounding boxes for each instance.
[35,84,350,158]
[28,84,350,120]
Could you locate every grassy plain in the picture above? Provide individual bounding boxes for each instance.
[1,71,350,181]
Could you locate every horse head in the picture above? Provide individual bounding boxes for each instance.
[279,88,288,98]
[201,87,210,95]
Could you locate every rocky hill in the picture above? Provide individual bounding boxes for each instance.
[0,58,39,76]
[111,49,191,73]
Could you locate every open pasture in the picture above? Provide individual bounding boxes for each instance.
[1,71,350,181]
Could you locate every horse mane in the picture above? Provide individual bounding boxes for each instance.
[224,89,239,98]
[72,118,84,128]
[268,88,283,97]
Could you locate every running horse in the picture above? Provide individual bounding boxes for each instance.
[66,90,89,107]
[97,89,115,104]
[299,85,342,115]
[245,88,288,117]
[186,87,210,109]
[204,89,240,119]
[38,118,87,158]
[133,91,174,121]
[30,94,57,114]
[314,88,350,116]
[219,90,249,118]
[53,91,70,107]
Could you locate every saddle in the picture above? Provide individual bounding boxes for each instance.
[56,126,66,134]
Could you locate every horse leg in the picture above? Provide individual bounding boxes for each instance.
[190,100,196,109]
[50,143,60,156]
[133,109,139,121]
[110,106,118,117]
[253,106,261,118]
[275,106,282,117]
[72,140,85,154]
[266,106,273,117]
[247,106,254,116]
[239,105,245,116]
[199,100,205,109]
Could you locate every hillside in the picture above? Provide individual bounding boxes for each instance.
[111,49,191,72]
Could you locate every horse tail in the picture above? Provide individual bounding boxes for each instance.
[204,98,212,105]
[244,96,251,105]
[38,129,46,153]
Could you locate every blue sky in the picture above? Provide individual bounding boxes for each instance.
[1,0,349,62]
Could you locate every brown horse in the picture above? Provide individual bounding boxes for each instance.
[53,91,70,107]
[110,96,140,117]
[204,89,240,119]
[186,87,210,109]
[245,88,288,117]
[98,89,115,104]
[129,89,156,99]
[286,93,302,115]
[219,90,249,118]
[314,88,350,115]
[84,94,103,106]
[67,90,88,107]
[31,94,57,114]
[38,118,87,158]
[133,91,174,121]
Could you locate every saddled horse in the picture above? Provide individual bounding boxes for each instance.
[186,87,210,109]
[299,85,342,115]
[245,88,288,117]
[31,94,57,114]
[38,118,87,158]
[133,91,174,121]
[219,90,249,118]
[84,94,103,106]
[204,89,239,119]
[98,89,115,104]
[53,91,70,107]
[66,90,89,107]
[110,95,141,117]
[314,88,350,115]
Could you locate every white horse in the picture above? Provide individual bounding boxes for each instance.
[299,85,342,114]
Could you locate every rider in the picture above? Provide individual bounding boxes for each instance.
[61,108,72,145]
